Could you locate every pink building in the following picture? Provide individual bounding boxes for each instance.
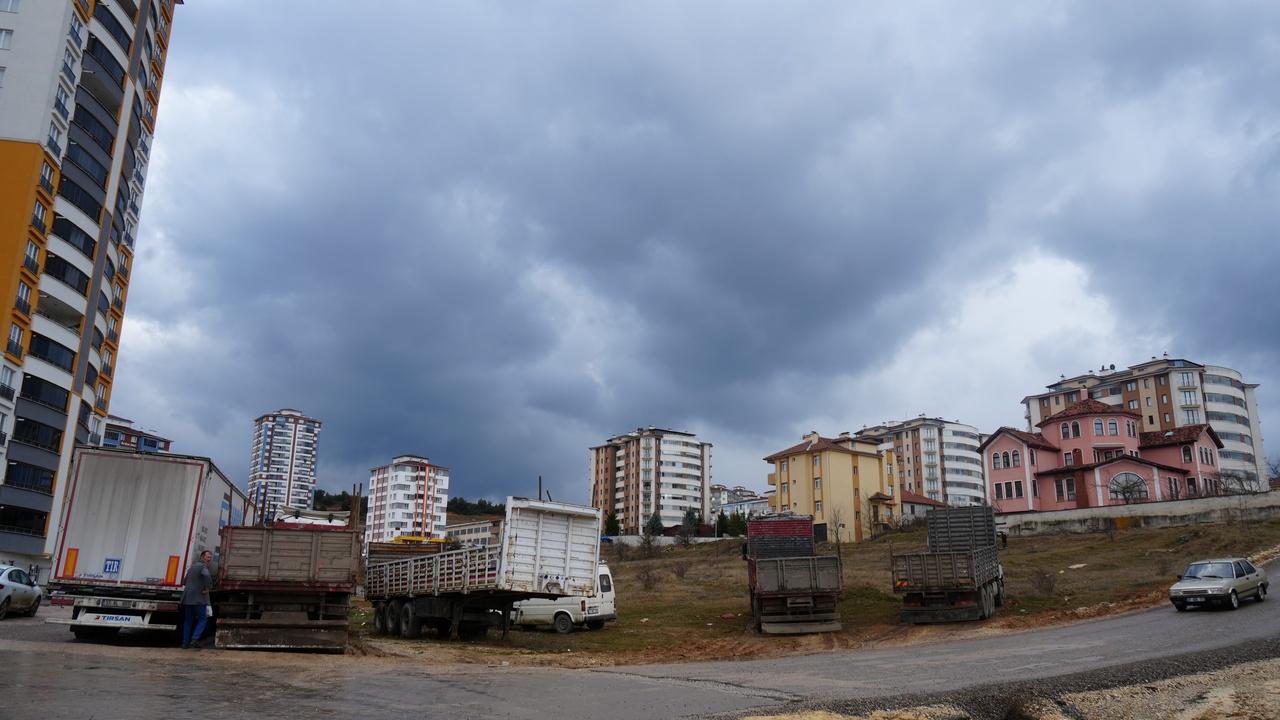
[981,399,1225,514]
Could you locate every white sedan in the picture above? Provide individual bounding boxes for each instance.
[0,565,42,619]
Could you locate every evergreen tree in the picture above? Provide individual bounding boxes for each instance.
[604,511,622,537]
[644,512,665,537]
[715,510,729,537]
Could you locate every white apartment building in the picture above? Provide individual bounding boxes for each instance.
[857,417,986,506]
[589,426,712,535]
[247,408,320,511]
[1023,356,1268,488]
[365,454,449,543]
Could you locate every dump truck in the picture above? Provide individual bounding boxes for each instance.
[743,514,842,634]
[46,446,254,639]
[212,514,361,652]
[891,505,1004,623]
[365,497,602,640]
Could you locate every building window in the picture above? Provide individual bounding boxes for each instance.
[1002,451,1010,468]
[1063,453,1073,467]
[1012,450,1021,467]
[1167,477,1180,500]
[991,452,1001,470]
[814,501,822,514]
[1126,381,1137,391]
[1055,478,1076,501]
[779,460,787,471]
[1128,400,1139,409]
[1108,419,1118,435]
[1014,481,1023,498]
[1060,422,1070,440]
[1094,419,1103,435]
[995,483,1004,500]
[1144,378,1150,388]
[0,66,5,86]
[1071,421,1081,438]
[1164,413,1171,423]
[1109,472,1149,501]
[814,478,821,490]
[1184,409,1201,424]
[0,29,12,49]
[1180,372,1196,387]
[812,455,820,469]
[780,483,788,494]
[1029,448,1036,466]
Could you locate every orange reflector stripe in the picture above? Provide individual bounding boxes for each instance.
[63,548,79,578]
[165,556,180,584]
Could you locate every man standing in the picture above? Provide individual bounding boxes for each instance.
[180,550,213,649]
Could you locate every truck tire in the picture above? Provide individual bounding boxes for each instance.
[553,613,574,634]
[400,604,423,639]
[373,604,388,635]
[994,580,1005,608]
[385,600,404,636]
[979,586,992,619]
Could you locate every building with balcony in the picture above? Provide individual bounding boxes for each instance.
[0,0,182,576]
[1023,356,1268,489]
[100,412,168,451]
[589,426,712,536]
[248,409,321,511]
[444,513,501,547]
[855,417,987,506]
[364,454,449,543]
[764,431,896,542]
[983,399,1229,514]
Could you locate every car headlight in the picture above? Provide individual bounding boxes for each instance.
[1207,586,1228,594]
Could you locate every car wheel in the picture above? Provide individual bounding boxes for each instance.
[553,613,574,634]
[0,597,9,620]
[24,595,40,617]
[1228,590,1240,610]
[1257,585,1267,602]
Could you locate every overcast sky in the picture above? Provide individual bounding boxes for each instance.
[112,1,1280,505]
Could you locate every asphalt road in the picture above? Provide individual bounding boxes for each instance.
[2,597,1277,720]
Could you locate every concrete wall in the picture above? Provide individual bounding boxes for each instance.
[1001,492,1280,536]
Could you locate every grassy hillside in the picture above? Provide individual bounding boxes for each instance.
[352,518,1280,665]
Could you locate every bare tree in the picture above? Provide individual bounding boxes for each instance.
[827,505,845,565]
[1108,474,1151,504]
[1213,469,1264,495]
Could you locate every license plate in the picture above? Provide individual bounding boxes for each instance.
[1187,597,1204,603]
[586,607,598,615]
[100,599,132,608]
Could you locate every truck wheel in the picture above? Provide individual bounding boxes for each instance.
[552,613,574,634]
[72,625,94,639]
[400,604,423,639]
[994,580,1005,608]
[386,601,404,636]
[979,587,991,619]
[373,604,387,635]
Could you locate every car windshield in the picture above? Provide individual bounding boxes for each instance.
[1184,562,1233,579]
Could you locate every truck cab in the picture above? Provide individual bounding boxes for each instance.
[511,563,616,633]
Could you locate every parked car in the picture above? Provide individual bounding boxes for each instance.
[0,565,42,619]
[1169,557,1268,611]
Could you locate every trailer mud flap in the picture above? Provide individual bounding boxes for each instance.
[214,617,348,652]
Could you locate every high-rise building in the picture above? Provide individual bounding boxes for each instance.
[589,426,712,535]
[0,0,182,574]
[1023,356,1268,489]
[856,417,986,505]
[248,409,321,511]
[364,454,449,544]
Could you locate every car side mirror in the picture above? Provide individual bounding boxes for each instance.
[1176,575,1183,580]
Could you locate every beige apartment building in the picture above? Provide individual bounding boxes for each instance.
[590,426,712,535]
[764,432,896,542]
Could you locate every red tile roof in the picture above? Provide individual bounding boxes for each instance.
[900,489,946,507]
[1139,424,1223,450]
[763,436,870,461]
[980,426,1059,452]
[1041,398,1141,424]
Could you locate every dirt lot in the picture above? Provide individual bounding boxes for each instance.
[353,521,1280,670]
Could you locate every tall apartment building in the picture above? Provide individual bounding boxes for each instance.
[248,409,321,511]
[589,426,712,535]
[364,454,449,543]
[856,417,986,505]
[764,431,896,542]
[0,0,182,574]
[1023,356,1267,488]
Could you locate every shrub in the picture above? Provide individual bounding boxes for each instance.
[670,559,691,579]
[1027,568,1058,595]
[637,564,660,591]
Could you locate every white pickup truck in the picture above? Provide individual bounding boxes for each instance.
[511,563,616,633]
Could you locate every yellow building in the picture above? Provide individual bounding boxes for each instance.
[764,431,897,542]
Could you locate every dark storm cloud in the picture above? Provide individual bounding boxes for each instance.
[115,1,1280,501]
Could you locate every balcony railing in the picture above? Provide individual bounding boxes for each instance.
[107,329,119,343]
[112,296,123,309]
[89,432,102,445]
[39,176,55,195]
[6,341,24,358]
[0,523,46,538]
[62,63,76,82]
[54,98,71,121]
[69,26,83,47]
[0,384,14,401]
[23,256,39,275]
[30,215,46,235]
[95,396,108,410]
[46,137,63,157]
[102,363,113,377]
[14,298,30,317]
[12,435,59,453]
[0,430,7,446]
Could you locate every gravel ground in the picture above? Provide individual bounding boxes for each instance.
[719,637,1280,720]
